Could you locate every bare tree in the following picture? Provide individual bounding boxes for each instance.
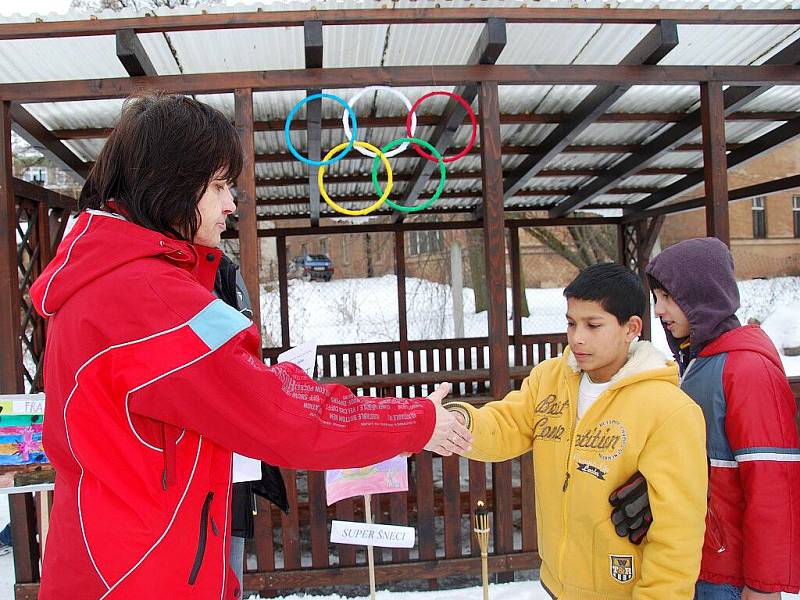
[523,217,618,270]
[70,0,221,11]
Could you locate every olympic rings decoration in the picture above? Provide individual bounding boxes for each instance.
[318,141,394,216]
[406,91,477,163]
[371,138,446,213]
[285,93,357,167]
[284,87,474,216]
[341,86,418,158]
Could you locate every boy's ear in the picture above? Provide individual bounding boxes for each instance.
[626,316,643,341]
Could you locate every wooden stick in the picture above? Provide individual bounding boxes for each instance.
[364,494,376,600]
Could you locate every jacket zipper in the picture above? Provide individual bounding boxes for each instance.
[557,375,614,584]
[557,379,578,584]
[188,491,217,585]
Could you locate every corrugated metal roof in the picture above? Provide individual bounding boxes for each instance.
[2,0,799,218]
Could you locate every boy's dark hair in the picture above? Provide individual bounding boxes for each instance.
[564,263,645,325]
[79,92,243,241]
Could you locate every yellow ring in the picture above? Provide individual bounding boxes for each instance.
[318,141,393,216]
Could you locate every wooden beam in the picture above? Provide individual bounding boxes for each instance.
[252,142,742,165]
[256,187,657,209]
[396,17,506,221]
[234,88,262,329]
[2,8,799,41]
[0,102,23,395]
[4,65,800,104]
[255,166,693,188]
[13,177,77,210]
[50,111,800,140]
[256,206,630,221]
[10,104,89,181]
[549,37,800,218]
[115,29,157,77]
[626,116,800,216]
[248,216,621,238]
[304,20,323,227]
[630,173,800,221]
[700,82,730,245]
[502,20,678,201]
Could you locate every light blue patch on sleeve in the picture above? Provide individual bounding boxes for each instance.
[188,299,252,351]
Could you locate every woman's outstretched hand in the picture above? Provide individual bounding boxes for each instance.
[423,383,473,456]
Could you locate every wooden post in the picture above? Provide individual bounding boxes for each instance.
[234,88,262,330]
[450,241,464,339]
[394,231,409,387]
[276,235,290,348]
[509,226,523,356]
[479,81,513,581]
[304,20,323,227]
[0,101,22,394]
[700,81,730,246]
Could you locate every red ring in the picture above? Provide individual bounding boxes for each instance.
[405,91,477,163]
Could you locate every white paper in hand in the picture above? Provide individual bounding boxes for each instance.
[277,339,318,377]
[233,341,318,483]
[232,452,261,483]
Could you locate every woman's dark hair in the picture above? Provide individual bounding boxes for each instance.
[564,263,645,325]
[78,92,242,241]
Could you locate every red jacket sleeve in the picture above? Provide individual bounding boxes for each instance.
[124,293,435,472]
[724,350,800,593]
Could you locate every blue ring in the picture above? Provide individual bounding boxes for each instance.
[284,93,357,167]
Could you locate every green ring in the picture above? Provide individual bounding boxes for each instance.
[371,137,446,212]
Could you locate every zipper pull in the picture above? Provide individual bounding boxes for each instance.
[562,472,570,492]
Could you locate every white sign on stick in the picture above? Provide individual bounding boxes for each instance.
[330,520,416,549]
[278,340,318,377]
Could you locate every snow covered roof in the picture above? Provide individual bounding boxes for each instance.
[2,1,800,220]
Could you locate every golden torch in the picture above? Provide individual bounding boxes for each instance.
[474,500,490,600]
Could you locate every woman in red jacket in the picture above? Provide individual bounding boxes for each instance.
[30,93,471,600]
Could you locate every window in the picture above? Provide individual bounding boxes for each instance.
[319,238,328,255]
[23,166,47,185]
[408,231,445,257]
[341,236,350,265]
[794,196,800,239]
[752,196,766,239]
[301,243,308,256]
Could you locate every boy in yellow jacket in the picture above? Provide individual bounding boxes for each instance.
[446,263,708,599]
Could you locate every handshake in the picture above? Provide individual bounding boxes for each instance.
[421,382,473,456]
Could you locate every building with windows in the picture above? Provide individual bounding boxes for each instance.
[660,138,800,279]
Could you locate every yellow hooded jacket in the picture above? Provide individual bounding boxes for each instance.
[449,341,707,599]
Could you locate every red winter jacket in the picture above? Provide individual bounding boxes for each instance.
[30,210,435,599]
[684,326,800,593]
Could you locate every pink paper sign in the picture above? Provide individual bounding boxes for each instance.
[325,456,408,505]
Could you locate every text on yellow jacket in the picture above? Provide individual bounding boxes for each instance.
[448,341,708,600]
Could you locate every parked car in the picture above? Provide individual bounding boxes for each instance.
[289,254,334,281]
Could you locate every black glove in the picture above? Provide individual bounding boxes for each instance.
[609,471,652,545]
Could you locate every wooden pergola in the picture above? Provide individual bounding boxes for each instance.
[2,5,800,598]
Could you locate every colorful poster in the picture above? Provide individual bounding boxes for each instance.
[0,394,47,467]
[325,456,408,505]
[0,393,51,493]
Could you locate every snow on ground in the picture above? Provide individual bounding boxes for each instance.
[246,581,548,600]
[262,275,800,376]
[243,586,800,600]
